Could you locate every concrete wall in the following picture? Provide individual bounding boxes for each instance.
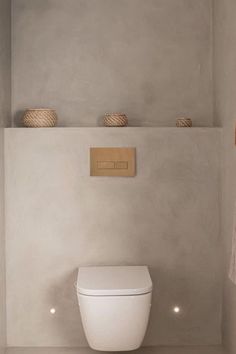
[12,0,213,127]
[213,1,236,353]
[5,127,221,347]
[0,0,11,353]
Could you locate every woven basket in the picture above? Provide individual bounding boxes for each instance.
[23,109,57,127]
[176,118,192,127]
[104,113,128,127]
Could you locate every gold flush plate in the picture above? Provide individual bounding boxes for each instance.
[90,147,136,177]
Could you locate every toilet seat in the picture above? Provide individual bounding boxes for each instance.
[77,265,152,296]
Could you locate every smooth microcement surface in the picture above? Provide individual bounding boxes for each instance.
[0,0,11,353]
[5,128,221,347]
[12,0,213,127]
[213,1,236,353]
[5,345,227,354]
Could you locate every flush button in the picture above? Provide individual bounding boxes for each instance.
[90,147,136,176]
[97,161,128,170]
[97,161,115,169]
[115,161,128,169]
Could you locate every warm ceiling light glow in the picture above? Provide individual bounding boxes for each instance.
[173,306,180,313]
[50,308,56,314]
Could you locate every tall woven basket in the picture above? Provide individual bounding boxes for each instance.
[23,109,57,127]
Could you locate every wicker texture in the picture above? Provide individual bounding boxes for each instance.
[104,113,128,127]
[176,118,192,127]
[23,109,57,127]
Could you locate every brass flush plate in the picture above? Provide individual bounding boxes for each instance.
[90,147,136,177]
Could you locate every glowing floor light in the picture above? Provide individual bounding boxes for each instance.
[173,306,180,314]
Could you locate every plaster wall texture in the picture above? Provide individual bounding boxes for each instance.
[12,0,213,127]
[5,127,221,347]
[0,0,11,353]
[213,1,236,353]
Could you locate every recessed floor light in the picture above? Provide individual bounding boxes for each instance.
[173,306,180,313]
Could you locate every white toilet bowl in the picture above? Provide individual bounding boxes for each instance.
[77,266,152,352]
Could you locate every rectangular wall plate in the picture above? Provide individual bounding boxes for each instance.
[90,147,136,177]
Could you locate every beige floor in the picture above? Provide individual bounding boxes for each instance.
[5,346,227,354]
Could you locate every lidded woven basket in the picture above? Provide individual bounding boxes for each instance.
[23,109,57,127]
[104,113,128,127]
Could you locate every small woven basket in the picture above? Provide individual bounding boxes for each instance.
[104,113,128,127]
[176,118,192,127]
[23,109,57,127]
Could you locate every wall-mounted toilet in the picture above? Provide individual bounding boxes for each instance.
[77,265,152,352]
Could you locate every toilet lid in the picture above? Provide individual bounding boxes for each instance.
[77,265,152,296]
